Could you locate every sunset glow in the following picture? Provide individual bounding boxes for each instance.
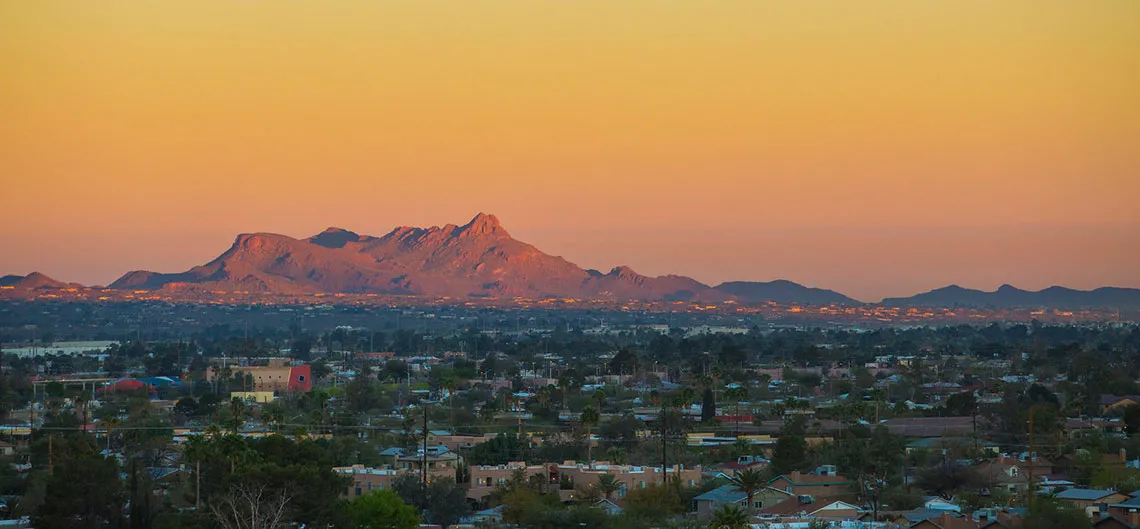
[2,1,1138,301]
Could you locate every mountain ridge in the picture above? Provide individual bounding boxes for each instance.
[882,284,1140,309]
[107,214,730,302]
[5,214,1139,308]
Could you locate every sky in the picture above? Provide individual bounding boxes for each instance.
[1,2,1138,302]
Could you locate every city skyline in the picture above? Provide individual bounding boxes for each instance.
[2,2,1138,301]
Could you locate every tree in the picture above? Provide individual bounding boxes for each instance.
[391,475,470,528]
[1021,497,1093,529]
[730,468,765,513]
[709,504,749,529]
[344,489,419,529]
[596,473,621,501]
[624,484,685,522]
[209,483,291,529]
[610,349,638,376]
[770,435,807,476]
[466,434,528,466]
[701,387,716,422]
[944,391,978,418]
[580,406,600,463]
[33,453,125,529]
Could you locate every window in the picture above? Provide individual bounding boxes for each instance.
[754,501,763,509]
[298,375,306,382]
[367,482,373,491]
[354,486,362,496]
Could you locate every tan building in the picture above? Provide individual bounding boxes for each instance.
[397,445,462,482]
[230,391,275,403]
[430,433,499,454]
[334,465,404,498]
[205,358,311,393]
[467,461,703,503]
[768,467,854,499]
[468,462,548,501]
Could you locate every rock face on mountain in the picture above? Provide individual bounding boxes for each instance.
[109,214,727,301]
[881,284,1140,309]
[715,280,858,305]
[0,272,74,290]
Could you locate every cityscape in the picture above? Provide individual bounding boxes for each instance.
[3,2,1139,529]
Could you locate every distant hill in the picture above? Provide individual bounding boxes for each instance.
[7,214,1135,309]
[109,213,730,301]
[0,272,75,289]
[881,284,1140,309]
[714,280,859,305]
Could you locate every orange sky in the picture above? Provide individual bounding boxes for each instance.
[2,2,1138,302]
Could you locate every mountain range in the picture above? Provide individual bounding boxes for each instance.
[4,213,1139,308]
[880,284,1140,309]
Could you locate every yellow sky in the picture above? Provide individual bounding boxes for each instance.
[2,2,1138,301]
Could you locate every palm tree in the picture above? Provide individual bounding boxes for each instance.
[596,473,621,501]
[709,504,749,529]
[442,377,457,430]
[228,397,246,434]
[592,389,606,412]
[730,468,766,513]
[580,405,600,464]
[558,375,571,411]
[680,386,696,417]
[725,387,747,433]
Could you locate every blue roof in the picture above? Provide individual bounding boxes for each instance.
[1054,488,1119,501]
[137,376,181,387]
[694,484,747,504]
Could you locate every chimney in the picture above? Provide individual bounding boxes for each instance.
[1130,508,1139,527]
[1121,448,1127,463]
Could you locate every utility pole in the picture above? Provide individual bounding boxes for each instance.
[422,405,429,488]
[29,384,34,445]
[196,460,201,511]
[661,403,668,486]
[1027,407,1035,510]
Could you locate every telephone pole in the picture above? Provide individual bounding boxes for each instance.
[422,405,429,488]
[1027,407,1035,510]
[661,404,668,484]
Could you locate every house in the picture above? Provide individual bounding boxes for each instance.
[906,437,999,456]
[721,454,770,475]
[458,505,504,526]
[1108,492,1140,524]
[767,466,854,499]
[594,499,623,516]
[924,497,963,513]
[1100,395,1140,415]
[908,512,1011,528]
[333,465,403,498]
[884,417,975,438]
[809,499,862,520]
[1093,515,1138,529]
[396,445,462,481]
[758,497,860,521]
[971,454,1053,495]
[692,485,793,516]
[1054,488,1130,511]
[693,484,746,516]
